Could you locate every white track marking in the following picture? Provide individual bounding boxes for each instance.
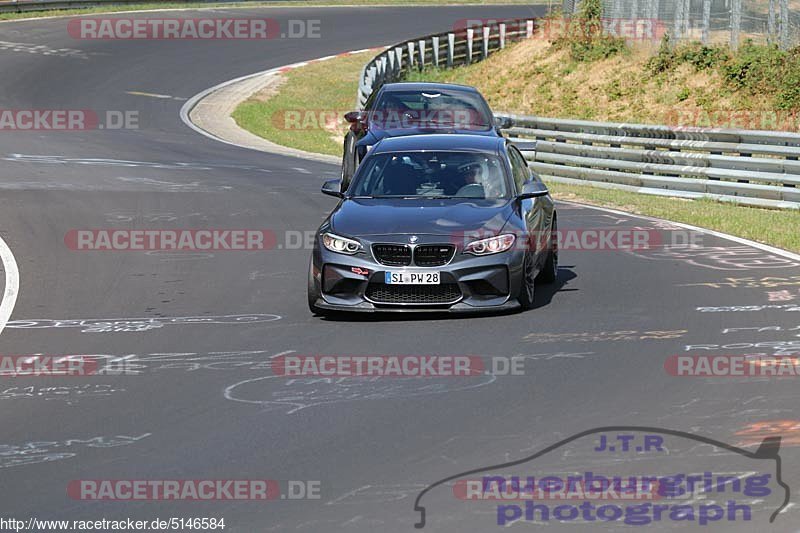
[559,200,800,262]
[0,233,19,336]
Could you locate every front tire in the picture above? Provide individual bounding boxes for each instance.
[535,217,558,284]
[341,134,356,184]
[517,251,536,310]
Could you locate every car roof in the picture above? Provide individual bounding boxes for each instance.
[380,82,479,93]
[371,134,505,154]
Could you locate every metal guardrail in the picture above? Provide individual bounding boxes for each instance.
[356,18,536,109]
[356,19,800,210]
[503,114,800,209]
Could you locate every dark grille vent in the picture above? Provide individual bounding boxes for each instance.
[414,244,455,266]
[372,244,412,266]
[366,283,461,305]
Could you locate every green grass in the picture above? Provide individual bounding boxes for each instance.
[232,33,800,254]
[0,0,539,22]
[232,51,366,156]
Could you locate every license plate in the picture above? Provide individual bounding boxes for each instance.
[384,271,440,285]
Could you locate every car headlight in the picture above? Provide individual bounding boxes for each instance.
[464,234,516,256]
[322,232,362,255]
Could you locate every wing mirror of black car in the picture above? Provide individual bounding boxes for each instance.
[494,116,514,130]
[344,111,365,123]
[344,110,367,131]
[321,178,344,198]
[517,180,549,200]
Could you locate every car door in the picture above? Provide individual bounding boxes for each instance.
[508,145,553,258]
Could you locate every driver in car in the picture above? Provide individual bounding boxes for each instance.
[453,163,485,197]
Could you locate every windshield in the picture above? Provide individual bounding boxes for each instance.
[369,89,492,130]
[349,151,510,199]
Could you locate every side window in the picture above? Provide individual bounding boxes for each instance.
[508,146,530,191]
[364,87,380,111]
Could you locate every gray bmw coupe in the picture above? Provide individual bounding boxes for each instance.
[308,134,557,315]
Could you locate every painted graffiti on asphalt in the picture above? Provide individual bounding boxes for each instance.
[627,245,800,271]
[523,330,687,343]
[0,433,151,469]
[3,313,281,333]
[681,276,800,289]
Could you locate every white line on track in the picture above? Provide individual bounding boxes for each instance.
[0,233,19,336]
[559,200,800,263]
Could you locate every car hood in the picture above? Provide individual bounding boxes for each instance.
[331,198,515,237]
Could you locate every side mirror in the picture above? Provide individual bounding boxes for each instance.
[344,111,365,123]
[495,116,514,130]
[344,110,367,133]
[321,178,344,198]
[518,180,549,200]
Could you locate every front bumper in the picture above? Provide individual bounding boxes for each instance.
[309,239,526,313]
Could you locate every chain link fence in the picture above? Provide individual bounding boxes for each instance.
[564,0,800,48]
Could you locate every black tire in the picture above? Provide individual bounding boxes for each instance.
[517,251,536,310]
[535,217,559,284]
[341,134,354,183]
[341,134,360,186]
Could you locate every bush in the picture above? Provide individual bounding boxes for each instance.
[677,43,730,71]
[646,34,674,73]
[776,49,800,109]
[722,40,785,90]
[551,0,628,62]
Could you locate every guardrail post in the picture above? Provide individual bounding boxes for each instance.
[499,23,506,49]
[407,41,415,69]
[648,0,659,20]
[447,32,455,67]
[482,26,491,58]
[466,28,473,64]
[780,0,790,49]
[701,0,711,44]
[768,0,777,42]
[387,51,396,74]
[526,19,534,39]
[378,56,387,82]
[731,0,742,49]
[432,36,440,67]
[418,39,426,69]
[394,47,404,72]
